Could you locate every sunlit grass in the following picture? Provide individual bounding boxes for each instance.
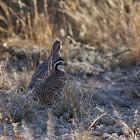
[0,0,140,139]
[0,0,140,64]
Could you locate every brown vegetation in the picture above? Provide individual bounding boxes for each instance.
[0,0,140,139]
[0,0,140,64]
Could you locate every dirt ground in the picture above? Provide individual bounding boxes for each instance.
[0,54,139,139]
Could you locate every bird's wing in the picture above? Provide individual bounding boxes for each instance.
[32,61,49,80]
[34,73,65,94]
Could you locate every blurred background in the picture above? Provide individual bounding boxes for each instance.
[0,0,140,75]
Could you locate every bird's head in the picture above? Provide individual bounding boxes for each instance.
[54,57,66,72]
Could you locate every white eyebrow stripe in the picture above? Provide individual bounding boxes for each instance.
[54,60,65,68]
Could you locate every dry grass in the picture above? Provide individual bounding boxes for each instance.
[0,61,139,139]
[0,0,140,64]
[0,0,53,48]
[52,77,84,118]
[0,62,100,139]
[59,0,140,64]
[130,62,140,98]
[0,62,39,123]
[0,0,140,139]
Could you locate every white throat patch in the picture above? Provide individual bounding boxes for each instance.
[57,65,65,72]
[54,60,65,72]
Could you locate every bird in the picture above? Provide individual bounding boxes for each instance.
[32,57,67,104]
[28,40,62,90]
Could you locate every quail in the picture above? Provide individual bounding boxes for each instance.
[32,57,67,104]
[28,40,62,90]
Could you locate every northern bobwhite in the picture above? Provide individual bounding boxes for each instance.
[28,40,62,90]
[32,57,67,104]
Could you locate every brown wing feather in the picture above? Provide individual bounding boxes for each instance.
[33,72,66,103]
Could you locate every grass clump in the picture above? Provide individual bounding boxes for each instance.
[52,77,84,119]
[0,60,40,123]
[130,62,140,98]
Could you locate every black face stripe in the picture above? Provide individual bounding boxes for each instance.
[57,57,64,62]
[54,60,65,69]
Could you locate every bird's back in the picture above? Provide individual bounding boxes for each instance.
[28,41,61,89]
